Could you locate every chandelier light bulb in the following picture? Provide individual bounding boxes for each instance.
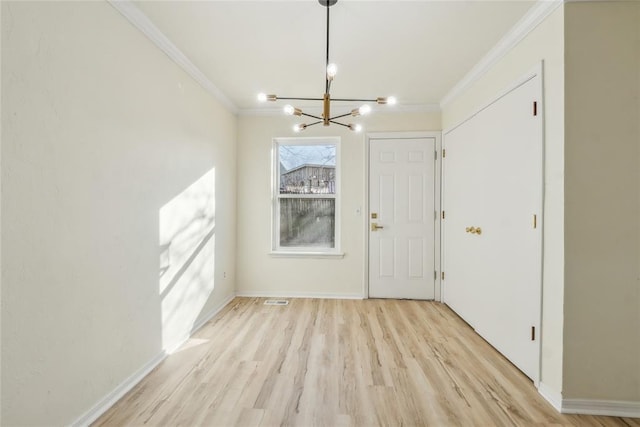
[327,63,338,79]
[258,93,277,102]
[284,105,302,116]
[349,123,363,133]
[293,123,307,133]
[376,96,396,105]
[358,104,372,115]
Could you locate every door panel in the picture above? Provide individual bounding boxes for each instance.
[443,74,542,380]
[369,138,436,300]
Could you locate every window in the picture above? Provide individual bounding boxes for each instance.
[272,137,341,255]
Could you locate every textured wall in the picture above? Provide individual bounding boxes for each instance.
[1,2,237,424]
[563,0,640,402]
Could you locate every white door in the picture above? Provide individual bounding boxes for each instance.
[441,124,487,327]
[369,138,436,300]
[443,73,542,380]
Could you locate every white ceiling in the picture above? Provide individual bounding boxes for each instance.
[131,0,537,113]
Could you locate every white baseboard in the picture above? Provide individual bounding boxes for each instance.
[71,293,235,426]
[191,293,236,333]
[562,399,640,418]
[538,382,563,412]
[538,382,640,418]
[235,290,364,300]
[71,351,167,427]
[165,292,236,354]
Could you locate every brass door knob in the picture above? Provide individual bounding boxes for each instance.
[475,227,482,235]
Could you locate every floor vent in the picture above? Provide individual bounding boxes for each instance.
[264,299,289,306]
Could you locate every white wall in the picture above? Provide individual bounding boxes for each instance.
[1,2,237,425]
[236,112,440,298]
[563,1,640,402]
[0,3,3,424]
[441,6,565,396]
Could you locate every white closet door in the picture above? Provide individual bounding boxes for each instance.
[441,120,487,327]
[443,72,542,381]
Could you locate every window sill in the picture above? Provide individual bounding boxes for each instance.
[269,251,345,259]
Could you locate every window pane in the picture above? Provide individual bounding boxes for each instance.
[279,145,336,194]
[280,198,335,248]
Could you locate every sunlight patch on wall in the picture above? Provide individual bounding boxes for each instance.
[159,168,216,351]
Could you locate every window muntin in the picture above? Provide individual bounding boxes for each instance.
[273,138,340,253]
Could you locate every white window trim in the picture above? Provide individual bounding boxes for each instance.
[271,137,343,257]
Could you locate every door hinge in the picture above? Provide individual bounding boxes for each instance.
[434,271,437,280]
[441,271,445,280]
[434,150,437,160]
[442,148,446,158]
[434,210,437,220]
[442,210,445,220]
[531,326,536,341]
[533,101,538,116]
[533,214,537,229]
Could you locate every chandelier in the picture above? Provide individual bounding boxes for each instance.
[257,0,396,133]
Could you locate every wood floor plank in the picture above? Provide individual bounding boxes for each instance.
[94,298,639,427]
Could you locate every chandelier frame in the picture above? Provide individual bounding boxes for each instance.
[258,0,395,132]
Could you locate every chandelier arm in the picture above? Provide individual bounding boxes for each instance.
[301,112,324,121]
[328,120,350,128]
[329,112,352,120]
[331,98,379,102]
[277,97,325,101]
[307,121,323,128]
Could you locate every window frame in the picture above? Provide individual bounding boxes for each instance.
[271,137,342,257]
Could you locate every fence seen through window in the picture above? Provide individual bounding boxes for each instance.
[275,142,338,250]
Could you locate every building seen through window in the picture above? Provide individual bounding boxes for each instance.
[274,140,339,251]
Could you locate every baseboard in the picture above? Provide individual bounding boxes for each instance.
[71,351,167,427]
[562,399,640,418]
[165,292,236,354]
[191,293,236,334]
[71,293,235,426]
[538,382,563,412]
[235,290,364,300]
[538,382,640,418]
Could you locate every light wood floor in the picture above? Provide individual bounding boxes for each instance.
[95,298,639,426]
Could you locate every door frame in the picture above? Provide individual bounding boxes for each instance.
[364,131,442,300]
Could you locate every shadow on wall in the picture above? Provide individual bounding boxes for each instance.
[159,168,216,352]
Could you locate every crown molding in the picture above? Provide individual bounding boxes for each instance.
[440,0,563,109]
[108,0,238,114]
[240,103,441,117]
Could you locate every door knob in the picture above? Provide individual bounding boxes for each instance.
[466,226,482,235]
[371,223,384,231]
